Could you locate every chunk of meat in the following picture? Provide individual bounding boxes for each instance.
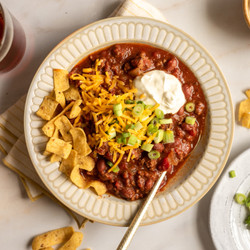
[182,84,194,101]
[174,138,191,160]
[95,142,109,155]
[131,148,142,160]
[96,159,116,182]
[153,143,164,153]
[144,178,154,192]
[144,158,158,170]
[120,187,136,200]
[182,122,198,137]
[165,57,178,72]
[195,101,205,115]
[130,52,154,72]
[112,44,132,60]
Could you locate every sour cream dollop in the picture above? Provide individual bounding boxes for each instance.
[133,70,186,114]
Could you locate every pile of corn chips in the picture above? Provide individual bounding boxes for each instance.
[36,69,106,196]
[32,226,84,250]
[239,89,250,128]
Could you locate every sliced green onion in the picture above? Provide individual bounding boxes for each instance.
[245,196,250,209]
[125,99,135,104]
[112,166,120,173]
[147,124,158,136]
[127,134,138,146]
[148,150,161,159]
[159,118,173,125]
[106,161,114,167]
[150,118,159,126]
[113,103,122,116]
[185,116,196,125]
[116,136,126,144]
[132,104,144,117]
[244,215,250,225]
[108,127,116,139]
[137,100,145,106]
[163,130,175,143]
[137,139,142,145]
[134,122,143,131]
[145,104,154,109]
[155,109,164,119]
[122,132,131,138]
[125,124,135,130]
[229,170,236,178]
[234,193,246,205]
[154,129,164,143]
[141,143,154,152]
[185,102,195,112]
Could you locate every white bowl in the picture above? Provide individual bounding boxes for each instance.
[24,16,234,226]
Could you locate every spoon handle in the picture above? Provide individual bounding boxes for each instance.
[116,171,167,250]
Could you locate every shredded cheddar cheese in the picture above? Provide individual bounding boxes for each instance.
[70,59,162,170]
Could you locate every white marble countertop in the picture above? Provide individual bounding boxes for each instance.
[0,0,249,249]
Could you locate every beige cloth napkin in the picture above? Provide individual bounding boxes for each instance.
[0,0,167,228]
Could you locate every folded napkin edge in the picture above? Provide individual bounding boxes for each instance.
[2,158,89,229]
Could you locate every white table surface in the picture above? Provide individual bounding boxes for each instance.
[0,0,249,249]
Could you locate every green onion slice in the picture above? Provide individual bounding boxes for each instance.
[185,102,195,112]
[245,196,250,209]
[159,118,173,125]
[163,130,175,144]
[185,116,196,125]
[148,150,161,159]
[116,136,126,144]
[141,143,154,152]
[150,118,159,126]
[244,215,250,225]
[155,109,164,119]
[106,161,114,167]
[154,129,164,143]
[125,99,135,104]
[127,134,138,146]
[108,127,116,139]
[113,103,122,116]
[229,170,236,178]
[147,124,158,136]
[234,193,246,205]
[112,166,120,173]
[122,132,131,138]
[134,122,143,131]
[132,104,144,117]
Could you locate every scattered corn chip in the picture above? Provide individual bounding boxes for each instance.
[64,85,81,102]
[36,96,59,121]
[59,150,78,176]
[55,90,66,108]
[32,226,74,250]
[70,165,86,188]
[77,155,95,171]
[50,154,62,163]
[238,98,250,121]
[241,113,250,128]
[86,180,107,196]
[70,128,91,156]
[53,69,70,92]
[68,100,82,119]
[46,137,72,159]
[54,115,73,142]
[58,231,83,250]
[245,89,250,99]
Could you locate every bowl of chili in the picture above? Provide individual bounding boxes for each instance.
[24,16,234,226]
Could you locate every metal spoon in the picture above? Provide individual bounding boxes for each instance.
[116,171,167,250]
